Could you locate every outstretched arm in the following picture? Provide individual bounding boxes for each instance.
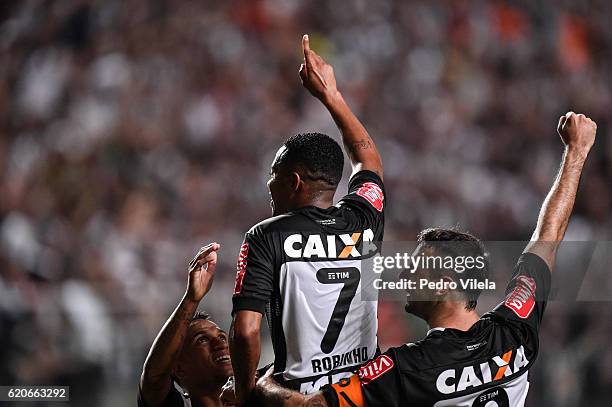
[525,112,597,270]
[300,34,383,180]
[140,243,220,406]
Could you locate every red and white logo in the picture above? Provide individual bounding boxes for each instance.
[358,354,394,384]
[504,275,537,319]
[356,182,384,212]
[233,243,249,295]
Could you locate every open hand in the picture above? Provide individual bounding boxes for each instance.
[186,242,220,302]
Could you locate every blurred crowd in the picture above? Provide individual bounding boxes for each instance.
[1,0,611,405]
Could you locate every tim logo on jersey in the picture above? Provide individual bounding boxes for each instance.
[283,229,378,259]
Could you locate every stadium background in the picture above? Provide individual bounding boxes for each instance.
[1,0,611,405]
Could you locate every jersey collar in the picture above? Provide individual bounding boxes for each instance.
[426,327,446,336]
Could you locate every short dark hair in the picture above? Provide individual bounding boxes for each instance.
[190,311,210,323]
[279,132,344,187]
[417,227,488,311]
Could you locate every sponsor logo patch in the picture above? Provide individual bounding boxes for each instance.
[233,243,249,295]
[358,354,394,384]
[356,182,384,212]
[504,275,536,319]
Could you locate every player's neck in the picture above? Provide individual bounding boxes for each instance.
[298,192,334,210]
[427,303,480,332]
[306,198,334,209]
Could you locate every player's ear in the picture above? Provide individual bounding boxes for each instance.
[290,172,302,192]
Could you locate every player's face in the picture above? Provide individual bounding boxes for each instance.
[267,146,293,216]
[401,245,437,320]
[178,319,233,388]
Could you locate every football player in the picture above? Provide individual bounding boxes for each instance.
[139,243,233,407]
[246,112,597,406]
[230,35,385,403]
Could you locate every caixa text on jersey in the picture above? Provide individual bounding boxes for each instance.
[283,229,377,259]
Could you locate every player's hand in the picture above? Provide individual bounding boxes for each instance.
[299,34,338,101]
[557,111,597,154]
[251,366,275,401]
[186,242,220,302]
[220,375,236,406]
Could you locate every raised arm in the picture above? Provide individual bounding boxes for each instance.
[140,243,219,407]
[525,112,597,270]
[299,34,383,179]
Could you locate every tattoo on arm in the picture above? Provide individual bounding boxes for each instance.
[324,93,383,178]
[255,377,329,407]
[305,395,328,407]
[350,139,373,153]
[140,296,198,405]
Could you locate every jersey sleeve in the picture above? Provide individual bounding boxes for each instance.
[491,252,552,332]
[321,353,402,407]
[231,228,275,315]
[338,170,385,232]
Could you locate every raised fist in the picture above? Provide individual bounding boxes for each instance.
[557,111,597,154]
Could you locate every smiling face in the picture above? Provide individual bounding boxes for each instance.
[174,319,233,392]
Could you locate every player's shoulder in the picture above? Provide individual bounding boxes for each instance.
[246,211,316,236]
[340,170,386,214]
[379,339,455,373]
[384,324,504,372]
[246,214,290,235]
[361,341,443,377]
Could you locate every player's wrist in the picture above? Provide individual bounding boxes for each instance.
[320,89,344,108]
[182,291,202,306]
[565,145,590,161]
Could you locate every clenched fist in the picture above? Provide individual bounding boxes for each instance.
[299,34,338,101]
[557,111,597,154]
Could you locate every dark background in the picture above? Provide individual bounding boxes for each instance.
[0,1,611,405]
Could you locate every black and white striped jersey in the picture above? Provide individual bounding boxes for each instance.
[232,170,385,394]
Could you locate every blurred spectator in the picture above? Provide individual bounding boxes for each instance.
[1,1,611,406]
